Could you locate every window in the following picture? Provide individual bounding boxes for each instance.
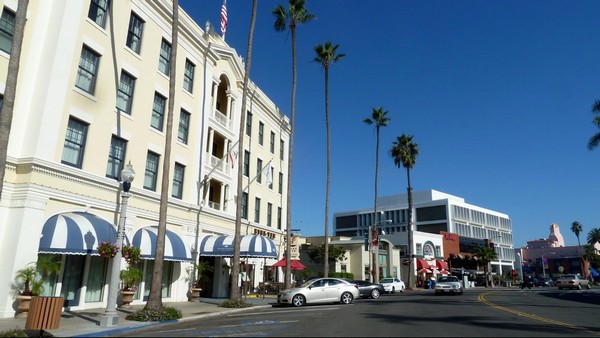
[254,197,261,223]
[158,39,171,75]
[88,0,110,28]
[256,158,263,183]
[258,122,264,145]
[246,111,252,137]
[0,8,15,54]
[75,46,100,94]
[183,59,195,92]
[144,151,160,191]
[116,71,135,114]
[278,172,283,194]
[280,140,285,160]
[243,150,250,177]
[61,117,88,168]
[178,109,190,144]
[241,192,248,219]
[267,203,273,227]
[270,132,275,153]
[126,12,144,54]
[151,92,166,131]
[172,163,185,199]
[277,207,282,230]
[106,135,127,179]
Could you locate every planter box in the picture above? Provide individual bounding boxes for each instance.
[25,297,63,331]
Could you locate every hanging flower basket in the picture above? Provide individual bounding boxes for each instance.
[122,245,141,267]
[97,241,119,258]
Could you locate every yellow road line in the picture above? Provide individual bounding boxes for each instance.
[478,291,600,336]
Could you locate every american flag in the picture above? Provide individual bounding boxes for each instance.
[220,0,228,39]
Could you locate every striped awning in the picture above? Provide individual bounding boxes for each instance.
[199,235,277,258]
[132,226,192,262]
[38,212,119,255]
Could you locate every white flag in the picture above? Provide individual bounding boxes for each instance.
[266,163,273,186]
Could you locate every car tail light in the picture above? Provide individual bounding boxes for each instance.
[354,284,359,289]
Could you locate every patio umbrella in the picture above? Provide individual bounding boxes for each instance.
[418,268,432,274]
[271,258,306,270]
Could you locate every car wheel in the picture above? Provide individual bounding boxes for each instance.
[340,292,354,304]
[291,294,305,307]
[577,284,582,290]
[586,283,591,289]
[391,287,396,294]
[370,289,381,299]
[400,286,404,293]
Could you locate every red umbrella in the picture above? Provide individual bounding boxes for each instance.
[271,258,306,270]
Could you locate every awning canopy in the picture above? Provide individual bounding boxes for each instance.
[199,235,277,258]
[132,226,192,262]
[38,212,119,255]
[436,260,449,270]
[416,258,431,270]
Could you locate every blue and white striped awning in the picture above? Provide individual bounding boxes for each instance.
[199,235,277,258]
[132,226,192,262]
[38,212,119,255]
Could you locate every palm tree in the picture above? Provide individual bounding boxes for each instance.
[0,0,29,202]
[363,107,390,283]
[588,228,600,245]
[313,41,345,277]
[472,245,498,288]
[389,134,419,289]
[588,100,600,150]
[272,0,315,289]
[571,221,584,276]
[146,0,179,310]
[230,0,258,301]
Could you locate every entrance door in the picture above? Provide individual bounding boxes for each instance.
[61,255,85,307]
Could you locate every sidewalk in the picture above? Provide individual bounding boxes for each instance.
[0,295,277,337]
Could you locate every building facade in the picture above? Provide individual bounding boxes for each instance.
[0,0,290,318]
[334,189,515,281]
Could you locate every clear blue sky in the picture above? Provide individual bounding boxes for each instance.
[180,0,600,248]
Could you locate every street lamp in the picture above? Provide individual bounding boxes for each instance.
[516,252,524,281]
[101,162,135,327]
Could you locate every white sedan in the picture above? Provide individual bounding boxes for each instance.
[379,277,405,293]
[277,277,360,307]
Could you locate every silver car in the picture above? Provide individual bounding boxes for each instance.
[277,277,360,307]
[435,276,463,295]
[555,274,591,290]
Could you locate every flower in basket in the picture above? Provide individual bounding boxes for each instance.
[122,245,141,267]
[97,241,119,258]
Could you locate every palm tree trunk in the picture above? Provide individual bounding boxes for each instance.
[231,0,257,300]
[0,0,29,202]
[406,167,414,289]
[371,126,380,283]
[146,0,179,310]
[323,64,330,277]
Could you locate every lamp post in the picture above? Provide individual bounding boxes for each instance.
[100,162,135,327]
[541,254,546,279]
[517,252,524,281]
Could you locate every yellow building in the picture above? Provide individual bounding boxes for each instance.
[0,0,290,317]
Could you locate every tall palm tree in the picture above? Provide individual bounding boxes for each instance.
[588,228,600,246]
[0,0,29,201]
[146,0,179,310]
[313,41,345,277]
[389,134,419,289]
[363,107,390,283]
[588,100,600,150]
[472,245,498,288]
[571,221,584,276]
[230,0,258,301]
[272,0,315,289]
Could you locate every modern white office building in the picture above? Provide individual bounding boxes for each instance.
[334,189,515,279]
[0,0,290,318]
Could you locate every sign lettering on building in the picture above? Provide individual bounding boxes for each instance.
[252,228,276,240]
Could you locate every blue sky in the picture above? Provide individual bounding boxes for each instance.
[179,1,600,248]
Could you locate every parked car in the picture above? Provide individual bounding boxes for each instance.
[379,277,405,293]
[350,280,385,299]
[277,277,360,307]
[538,277,554,287]
[555,274,591,290]
[434,276,463,295]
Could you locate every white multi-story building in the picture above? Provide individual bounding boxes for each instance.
[0,0,290,318]
[334,189,514,278]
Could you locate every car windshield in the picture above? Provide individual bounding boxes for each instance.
[562,275,576,279]
[380,278,393,283]
[438,277,459,283]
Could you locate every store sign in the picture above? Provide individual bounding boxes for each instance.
[444,233,457,241]
[253,228,276,240]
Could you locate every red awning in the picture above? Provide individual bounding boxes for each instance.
[416,258,430,269]
[436,260,449,270]
[270,258,306,271]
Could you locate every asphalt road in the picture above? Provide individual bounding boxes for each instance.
[122,287,600,337]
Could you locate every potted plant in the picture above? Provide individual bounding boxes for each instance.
[13,256,60,318]
[189,260,213,301]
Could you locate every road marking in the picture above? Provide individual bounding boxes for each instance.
[227,306,340,317]
[478,291,600,336]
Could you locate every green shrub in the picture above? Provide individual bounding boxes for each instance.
[329,272,354,280]
[0,328,27,337]
[125,306,182,322]
[218,299,253,308]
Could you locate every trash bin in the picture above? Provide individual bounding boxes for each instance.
[25,296,63,332]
